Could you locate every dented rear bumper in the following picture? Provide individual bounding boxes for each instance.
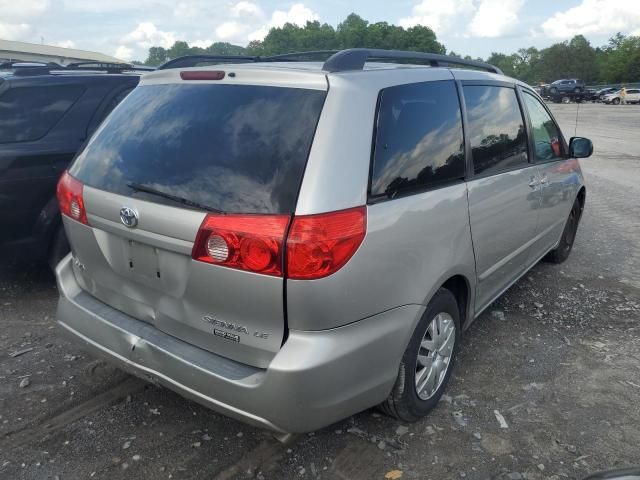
[56,254,423,433]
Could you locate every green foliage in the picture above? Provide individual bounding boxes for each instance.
[483,34,640,85]
[144,13,443,65]
[141,14,639,84]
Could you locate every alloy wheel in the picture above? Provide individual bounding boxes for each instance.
[415,312,456,400]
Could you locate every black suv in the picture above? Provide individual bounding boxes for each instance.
[0,62,148,267]
[548,79,585,95]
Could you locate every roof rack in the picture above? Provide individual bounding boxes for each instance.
[155,49,503,75]
[158,51,341,70]
[0,61,154,76]
[322,49,503,74]
[0,61,62,70]
[65,62,155,73]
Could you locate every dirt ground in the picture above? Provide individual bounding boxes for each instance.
[1,103,639,480]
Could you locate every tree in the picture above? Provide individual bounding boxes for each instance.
[142,16,640,85]
[145,47,168,66]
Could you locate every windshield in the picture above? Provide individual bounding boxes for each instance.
[70,83,326,214]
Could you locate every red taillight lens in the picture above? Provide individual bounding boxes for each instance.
[56,171,88,225]
[192,214,289,276]
[286,206,366,280]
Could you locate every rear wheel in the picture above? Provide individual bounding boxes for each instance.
[545,198,581,264]
[561,96,571,104]
[380,288,460,422]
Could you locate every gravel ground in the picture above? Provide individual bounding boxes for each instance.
[1,103,639,480]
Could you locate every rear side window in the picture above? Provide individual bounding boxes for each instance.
[0,85,85,143]
[371,80,465,199]
[463,85,528,175]
[70,84,326,214]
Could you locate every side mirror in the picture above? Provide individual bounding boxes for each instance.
[569,137,593,158]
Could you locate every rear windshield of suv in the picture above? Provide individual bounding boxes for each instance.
[70,83,326,214]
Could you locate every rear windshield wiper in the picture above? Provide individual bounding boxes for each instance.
[127,182,223,213]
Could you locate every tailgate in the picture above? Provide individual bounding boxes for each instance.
[62,77,327,368]
[64,187,285,368]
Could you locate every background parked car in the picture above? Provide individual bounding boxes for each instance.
[596,87,618,101]
[0,62,148,268]
[602,89,640,104]
[548,78,585,95]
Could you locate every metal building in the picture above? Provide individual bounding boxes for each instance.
[0,39,123,65]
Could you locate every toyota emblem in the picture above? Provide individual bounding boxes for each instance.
[119,207,138,228]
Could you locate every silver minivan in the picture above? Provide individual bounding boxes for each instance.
[55,49,593,434]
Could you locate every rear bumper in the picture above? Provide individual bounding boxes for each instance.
[56,254,423,433]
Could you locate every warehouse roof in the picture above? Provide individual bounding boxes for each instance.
[0,39,123,63]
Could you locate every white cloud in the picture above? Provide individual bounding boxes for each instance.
[54,40,76,48]
[469,0,524,38]
[542,0,640,38]
[121,22,176,49]
[248,3,319,41]
[399,0,475,35]
[231,1,263,18]
[0,0,48,41]
[216,21,243,40]
[2,0,49,19]
[114,45,133,60]
[0,22,32,40]
[62,0,160,12]
[190,38,214,48]
[173,1,198,18]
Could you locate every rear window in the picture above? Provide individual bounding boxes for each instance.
[70,83,326,214]
[0,85,85,143]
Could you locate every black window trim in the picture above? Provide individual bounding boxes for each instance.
[518,85,569,166]
[461,81,531,181]
[86,84,135,139]
[366,79,467,205]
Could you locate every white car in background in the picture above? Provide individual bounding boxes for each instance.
[603,88,640,104]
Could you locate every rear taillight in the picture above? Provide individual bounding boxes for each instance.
[56,171,88,225]
[286,206,366,280]
[192,214,289,277]
[191,207,367,279]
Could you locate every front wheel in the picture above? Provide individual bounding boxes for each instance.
[545,198,582,264]
[380,288,460,422]
[612,98,621,105]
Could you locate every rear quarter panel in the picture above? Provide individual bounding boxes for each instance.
[287,184,475,331]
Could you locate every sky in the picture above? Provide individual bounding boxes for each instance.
[1,0,640,61]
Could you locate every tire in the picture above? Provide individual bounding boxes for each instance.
[549,87,558,94]
[612,98,620,105]
[544,198,582,264]
[380,288,460,422]
[48,224,70,271]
